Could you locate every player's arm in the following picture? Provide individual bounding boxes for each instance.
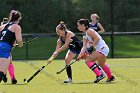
[12,41,17,50]
[52,32,72,58]
[0,25,5,32]
[56,32,72,53]
[0,26,2,31]
[55,39,62,52]
[87,29,99,47]
[47,39,62,63]
[97,23,105,33]
[14,24,23,47]
[51,38,62,58]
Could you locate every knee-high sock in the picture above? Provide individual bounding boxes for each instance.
[98,66,106,76]
[66,65,72,79]
[86,62,101,76]
[8,63,16,80]
[102,64,112,79]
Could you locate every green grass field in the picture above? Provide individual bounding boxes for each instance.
[0,58,140,93]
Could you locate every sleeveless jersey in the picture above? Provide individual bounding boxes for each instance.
[0,22,16,46]
[85,29,108,51]
[89,22,100,32]
[60,31,82,52]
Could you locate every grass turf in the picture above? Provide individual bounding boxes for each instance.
[0,58,140,93]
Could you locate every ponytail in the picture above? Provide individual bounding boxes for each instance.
[9,10,21,22]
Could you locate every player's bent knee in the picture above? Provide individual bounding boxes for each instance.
[85,58,92,63]
[65,60,71,65]
[98,63,105,68]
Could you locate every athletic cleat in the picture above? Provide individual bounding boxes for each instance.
[64,78,72,83]
[3,75,7,83]
[106,76,115,82]
[94,74,105,83]
[12,78,17,84]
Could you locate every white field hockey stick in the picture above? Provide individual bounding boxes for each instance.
[16,37,38,46]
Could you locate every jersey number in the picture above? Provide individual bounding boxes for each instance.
[0,31,7,40]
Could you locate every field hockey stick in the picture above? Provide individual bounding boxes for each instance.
[16,37,38,46]
[56,52,89,74]
[24,56,55,84]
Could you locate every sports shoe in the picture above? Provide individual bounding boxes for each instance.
[94,74,105,83]
[64,78,72,83]
[3,75,7,83]
[106,76,115,82]
[12,78,17,84]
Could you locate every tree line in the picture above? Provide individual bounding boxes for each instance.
[0,0,139,33]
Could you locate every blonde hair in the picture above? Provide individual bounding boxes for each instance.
[1,18,8,25]
[3,18,8,22]
[91,13,100,20]
[56,21,68,31]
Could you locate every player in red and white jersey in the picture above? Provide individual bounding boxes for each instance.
[77,19,115,83]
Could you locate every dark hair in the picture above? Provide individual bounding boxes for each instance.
[78,19,90,30]
[56,21,68,31]
[9,10,21,22]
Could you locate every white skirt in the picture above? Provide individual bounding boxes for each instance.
[96,46,109,57]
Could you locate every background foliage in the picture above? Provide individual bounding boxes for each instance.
[0,0,140,33]
[0,0,140,59]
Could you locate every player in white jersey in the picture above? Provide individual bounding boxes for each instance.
[77,19,115,82]
[85,29,109,56]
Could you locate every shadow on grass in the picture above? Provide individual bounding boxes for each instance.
[72,81,118,85]
[97,81,118,84]
[2,83,28,85]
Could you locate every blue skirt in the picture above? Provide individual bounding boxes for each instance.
[0,42,12,58]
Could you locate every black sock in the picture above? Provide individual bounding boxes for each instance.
[0,71,4,77]
[0,71,4,82]
[3,74,7,78]
[66,65,72,79]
